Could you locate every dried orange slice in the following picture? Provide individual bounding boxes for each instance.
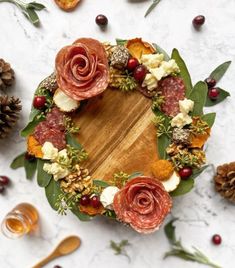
[126,38,156,60]
[27,135,43,158]
[54,0,80,11]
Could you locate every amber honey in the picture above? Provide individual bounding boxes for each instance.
[1,203,39,239]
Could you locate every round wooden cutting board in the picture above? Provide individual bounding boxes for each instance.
[73,88,159,180]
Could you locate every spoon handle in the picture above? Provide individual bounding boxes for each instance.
[32,251,59,268]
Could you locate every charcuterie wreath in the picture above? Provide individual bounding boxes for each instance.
[11,38,231,234]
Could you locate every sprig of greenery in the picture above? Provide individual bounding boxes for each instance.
[145,0,161,17]
[110,240,131,261]
[64,116,80,134]
[190,117,209,136]
[164,219,221,268]
[55,192,81,215]
[0,0,46,26]
[152,115,172,138]
[113,171,130,187]
[152,93,165,111]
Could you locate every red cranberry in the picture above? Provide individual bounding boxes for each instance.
[90,195,101,208]
[33,96,46,109]
[208,88,220,100]
[0,185,5,194]
[133,65,147,82]
[205,78,216,88]
[54,266,62,268]
[179,167,193,179]
[193,15,205,28]
[0,176,10,186]
[95,15,108,26]
[80,195,90,206]
[127,58,139,71]
[212,234,222,245]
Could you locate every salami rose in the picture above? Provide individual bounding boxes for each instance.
[55,38,109,101]
[113,176,172,234]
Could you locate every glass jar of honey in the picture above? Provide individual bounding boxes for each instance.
[1,203,39,239]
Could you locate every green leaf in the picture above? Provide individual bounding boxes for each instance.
[21,117,44,137]
[45,179,63,210]
[191,165,209,179]
[164,219,177,244]
[209,61,231,82]
[37,159,52,187]
[10,152,26,169]
[129,172,143,179]
[189,81,207,116]
[25,8,40,25]
[152,43,170,61]
[66,133,82,150]
[29,108,41,121]
[71,206,92,221]
[116,39,127,46]
[201,113,216,128]
[170,178,194,197]
[24,158,37,180]
[158,133,170,159]
[28,2,46,10]
[205,87,230,107]
[171,49,193,97]
[144,0,161,18]
[93,180,110,188]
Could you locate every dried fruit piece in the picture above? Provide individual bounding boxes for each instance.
[53,88,80,112]
[126,38,155,60]
[162,172,181,192]
[54,0,80,11]
[79,204,105,216]
[27,135,43,158]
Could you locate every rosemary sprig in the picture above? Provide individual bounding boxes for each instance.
[0,0,46,26]
[164,219,221,268]
[145,0,161,18]
[55,192,81,215]
[110,240,131,261]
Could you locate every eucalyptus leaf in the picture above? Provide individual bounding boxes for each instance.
[189,81,207,116]
[66,133,82,150]
[205,87,230,107]
[209,61,231,82]
[144,0,161,18]
[10,152,26,169]
[164,219,177,245]
[171,49,193,97]
[37,159,52,187]
[191,165,209,179]
[21,117,44,137]
[201,113,216,128]
[24,158,37,180]
[93,180,110,188]
[152,43,170,61]
[170,178,194,197]
[45,179,63,210]
[116,39,127,46]
[71,206,92,221]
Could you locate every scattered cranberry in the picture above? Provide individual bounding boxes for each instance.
[80,195,90,206]
[0,185,5,194]
[127,58,139,72]
[0,176,10,186]
[25,152,36,162]
[179,167,193,179]
[54,266,62,268]
[133,65,147,82]
[208,88,220,100]
[33,95,46,109]
[193,15,205,28]
[90,195,101,208]
[205,78,217,88]
[212,234,222,245]
[95,14,108,26]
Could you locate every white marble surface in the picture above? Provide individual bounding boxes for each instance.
[0,0,235,267]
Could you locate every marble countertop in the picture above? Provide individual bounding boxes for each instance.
[0,0,235,267]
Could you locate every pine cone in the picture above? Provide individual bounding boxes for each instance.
[214,162,235,202]
[60,165,93,196]
[0,95,22,139]
[0,59,15,90]
[39,73,58,93]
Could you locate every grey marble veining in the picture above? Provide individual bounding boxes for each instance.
[0,0,235,267]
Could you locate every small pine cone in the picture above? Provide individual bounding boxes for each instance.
[0,95,22,139]
[172,128,191,145]
[110,45,129,70]
[39,73,58,93]
[0,59,15,90]
[214,162,235,202]
[60,165,93,196]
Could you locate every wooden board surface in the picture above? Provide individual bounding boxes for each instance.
[74,88,159,180]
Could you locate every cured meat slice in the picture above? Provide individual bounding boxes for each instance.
[113,176,172,234]
[55,38,109,101]
[46,107,65,131]
[159,76,186,117]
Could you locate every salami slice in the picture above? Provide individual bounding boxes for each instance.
[159,76,186,117]
[113,176,172,234]
[56,38,109,101]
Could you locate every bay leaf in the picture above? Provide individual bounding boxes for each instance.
[171,49,193,97]
[45,179,63,210]
[164,219,177,245]
[205,87,230,107]
[152,43,170,61]
[209,61,231,82]
[144,0,161,18]
[170,178,194,197]
[66,133,82,150]
[201,113,216,128]
[191,165,209,179]
[129,172,143,179]
[21,117,44,137]
[10,152,26,169]
[158,133,170,159]
[37,159,52,187]
[93,180,110,188]
[116,39,127,46]
[71,207,92,221]
[24,158,37,180]
[189,81,207,116]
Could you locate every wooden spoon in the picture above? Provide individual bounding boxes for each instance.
[32,235,81,268]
